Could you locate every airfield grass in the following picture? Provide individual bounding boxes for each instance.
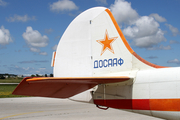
[0,78,23,83]
[0,78,28,98]
[0,84,28,98]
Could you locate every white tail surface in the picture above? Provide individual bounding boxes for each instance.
[54,7,165,77]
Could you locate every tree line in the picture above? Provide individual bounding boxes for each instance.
[31,74,53,77]
[0,73,53,79]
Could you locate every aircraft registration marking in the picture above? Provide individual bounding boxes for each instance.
[94,58,124,68]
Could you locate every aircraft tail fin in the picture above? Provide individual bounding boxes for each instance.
[53,7,165,77]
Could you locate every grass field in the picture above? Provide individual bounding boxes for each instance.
[0,84,28,98]
[0,78,23,83]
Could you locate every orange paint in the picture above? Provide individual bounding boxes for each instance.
[52,51,56,67]
[105,9,166,68]
[105,9,134,54]
[150,99,180,111]
[94,98,180,111]
[132,52,166,68]
[26,76,130,82]
[96,30,118,55]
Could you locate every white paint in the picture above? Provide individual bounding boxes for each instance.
[134,67,180,99]
[69,89,94,103]
[53,7,180,120]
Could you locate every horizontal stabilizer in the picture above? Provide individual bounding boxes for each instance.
[13,76,130,98]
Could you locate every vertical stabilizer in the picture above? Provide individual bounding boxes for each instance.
[54,7,165,77]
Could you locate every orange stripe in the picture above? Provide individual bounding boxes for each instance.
[26,76,130,82]
[105,9,134,54]
[150,99,180,111]
[132,52,166,68]
[105,9,166,68]
[52,51,56,67]
[94,99,180,111]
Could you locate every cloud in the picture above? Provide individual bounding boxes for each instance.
[9,65,35,73]
[95,0,107,5]
[55,35,61,40]
[147,56,158,59]
[6,14,36,22]
[165,23,179,36]
[18,60,48,64]
[169,40,179,44]
[30,47,40,52]
[0,26,13,45]
[15,50,21,52]
[148,45,171,50]
[167,59,180,64]
[52,44,58,50]
[149,13,166,22]
[50,0,78,12]
[110,0,167,49]
[110,0,139,24]
[44,28,53,34]
[35,67,52,74]
[159,45,171,50]
[39,52,48,56]
[7,65,51,74]
[123,16,166,48]
[132,30,166,48]
[0,0,7,6]
[40,67,46,69]
[123,16,159,38]
[22,26,48,54]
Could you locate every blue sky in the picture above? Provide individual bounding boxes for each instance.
[0,0,180,75]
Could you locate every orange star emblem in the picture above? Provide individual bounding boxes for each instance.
[96,30,118,56]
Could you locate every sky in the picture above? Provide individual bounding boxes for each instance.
[0,0,180,76]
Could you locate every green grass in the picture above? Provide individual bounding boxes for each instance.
[0,84,28,98]
[0,78,23,83]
